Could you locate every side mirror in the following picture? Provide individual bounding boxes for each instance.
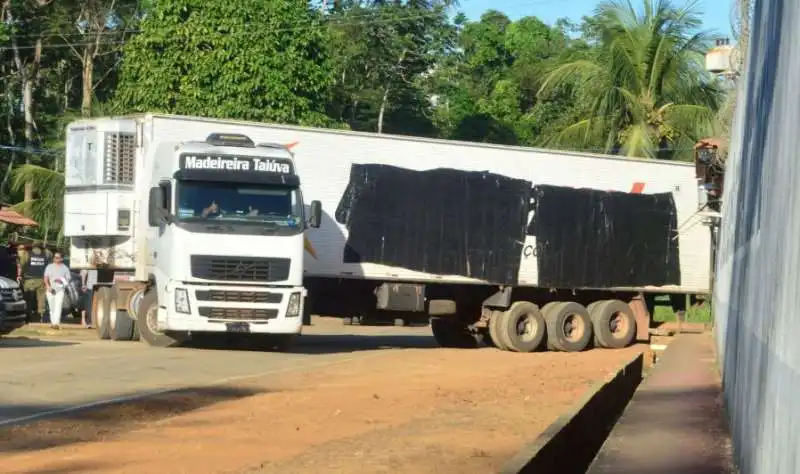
[148,187,164,226]
[148,185,172,226]
[308,200,322,228]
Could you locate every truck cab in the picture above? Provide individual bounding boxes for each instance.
[145,133,321,345]
[64,118,321,348]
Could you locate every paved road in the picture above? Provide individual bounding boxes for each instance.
[0,321,435,426]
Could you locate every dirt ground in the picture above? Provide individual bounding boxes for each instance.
[0,321,645,474]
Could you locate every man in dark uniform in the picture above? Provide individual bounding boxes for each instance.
[18,243,49,322]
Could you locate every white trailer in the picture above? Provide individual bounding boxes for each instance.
[200,117,709,352]
[63,115,322,347]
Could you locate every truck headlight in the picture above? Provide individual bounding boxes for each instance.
[175,288,191,314]
[286,292,301,317]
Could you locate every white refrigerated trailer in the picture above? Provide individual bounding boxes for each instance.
[233,117,712,352]
[64,115,322,348]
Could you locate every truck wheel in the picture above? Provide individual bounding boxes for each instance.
[137,291,183,348]
[540,302,561,350]
[544,302,593,352]
[592,300,636,349]
[109,288,135,341]
[487,310,507,350]
[587,300,608,347]
[430,317,478,348]
[497,301,546,353]
[94,287,111,340]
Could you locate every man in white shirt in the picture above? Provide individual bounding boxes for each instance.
[43,252,72,329]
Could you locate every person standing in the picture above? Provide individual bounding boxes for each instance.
[79,268,97,328]
[18,243,49,322]
[43,252,71,330]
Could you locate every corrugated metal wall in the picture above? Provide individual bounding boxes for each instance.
[713,0,800,472]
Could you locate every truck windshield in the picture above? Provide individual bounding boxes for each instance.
[176,181,303,227]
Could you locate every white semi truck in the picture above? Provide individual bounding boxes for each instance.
[211,117,710,353]
[65,113,712,353]
[63,115,322,347]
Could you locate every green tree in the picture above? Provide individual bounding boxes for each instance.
[327,0,456,135]
[538,0,723,159]
[10,164,64,241]
[114,0,335,125]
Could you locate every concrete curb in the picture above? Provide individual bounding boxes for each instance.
[500,352,644,474]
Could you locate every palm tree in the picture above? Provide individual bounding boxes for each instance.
[10,164,65,242]
[538,0,723,159]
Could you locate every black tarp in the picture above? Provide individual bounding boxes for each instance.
[335,164,531,285]
[528,184,681,288]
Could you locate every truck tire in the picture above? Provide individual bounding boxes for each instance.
[544,302,593,352]
[592,299,636,349]
[94,287,111,340]
[137,290,183,348]
[109,288,135,341]
[430,317,478,348]
[540,302,561,350]
[497,302,546,353]
[488,310,508,350]
[587,300,608,347]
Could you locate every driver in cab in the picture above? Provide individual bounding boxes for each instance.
[200,201,220,218]
[199,201,260,218]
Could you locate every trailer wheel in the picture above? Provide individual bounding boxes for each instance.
[587,300,608,347]
[109,288,136,341]
[137,291,184,348]
[94,287,111,340]
[430,317,478,348]
[497,302,546,353]
[592,300,636,349]
[540,302,561,350]
[487,310,508,350]
[544,302,593,352]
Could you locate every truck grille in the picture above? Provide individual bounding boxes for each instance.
[190,256,290,282]
[195,290,282,304]
[198,307,279,321]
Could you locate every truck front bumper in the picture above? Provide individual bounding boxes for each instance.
[158,284,304,335]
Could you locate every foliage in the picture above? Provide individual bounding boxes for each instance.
[113,0,335,125]
[10,164,65,240]
[537,0,724,159]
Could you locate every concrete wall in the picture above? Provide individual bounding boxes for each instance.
[713,0,800,472]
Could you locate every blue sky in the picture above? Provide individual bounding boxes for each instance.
[458,0,735,40]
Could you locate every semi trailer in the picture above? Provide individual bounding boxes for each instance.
[226,117,712,352]
[65,113,712,353]
[63,115,322,347]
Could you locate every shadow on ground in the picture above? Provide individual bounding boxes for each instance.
[0,385,266,454]
[181,332,440,354]
[0,337,78,348]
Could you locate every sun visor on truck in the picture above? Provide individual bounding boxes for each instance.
[334,164,532,285]
[528,184,681,288]
[174,153,300,186]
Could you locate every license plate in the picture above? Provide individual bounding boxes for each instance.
[225,322,251,333]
